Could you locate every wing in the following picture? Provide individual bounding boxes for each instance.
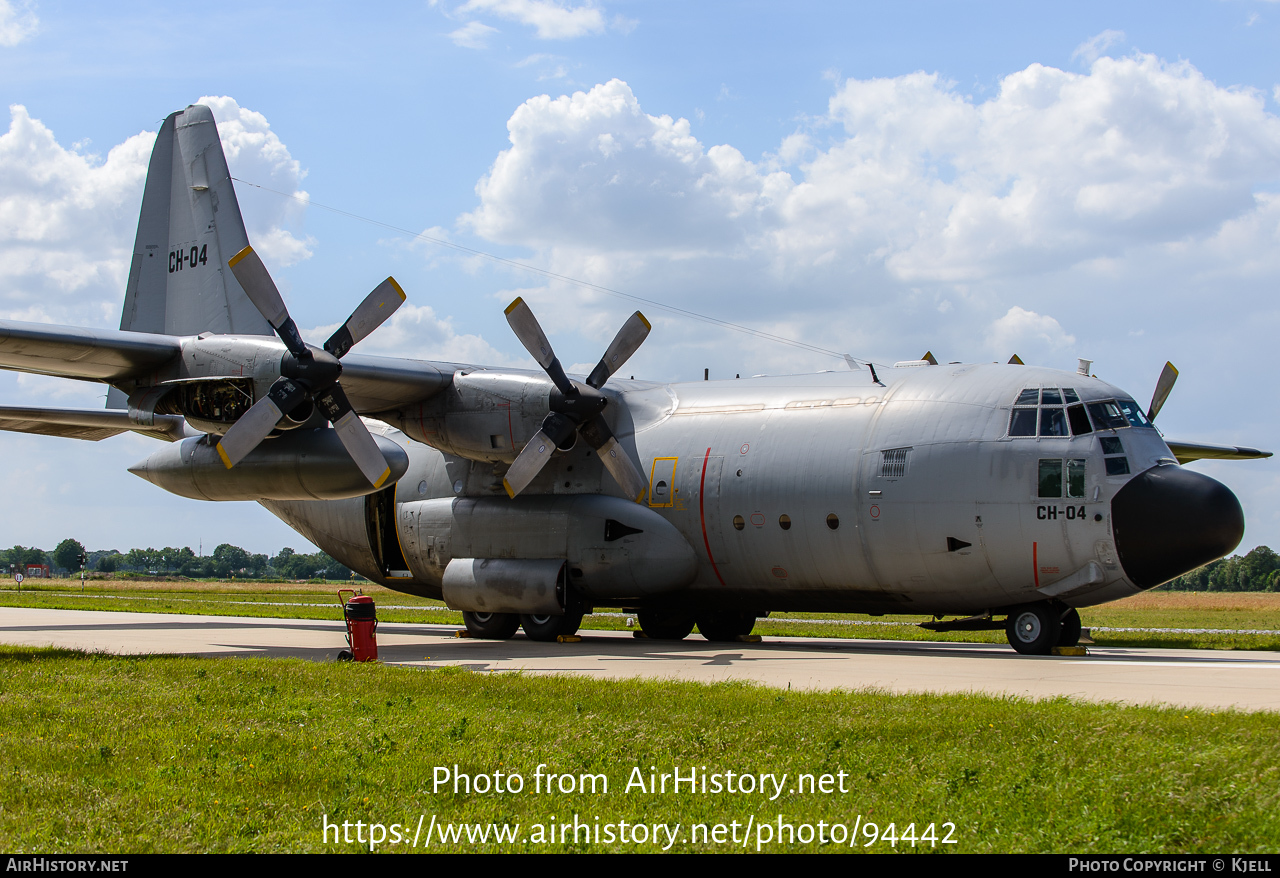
[1166,441,1273,464]
[336,353,454,412]
[0,405,186,442]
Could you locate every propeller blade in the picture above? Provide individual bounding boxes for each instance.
[504,297,574,395]
[502,413,576,498]
[228,245,308,356]
[502,429,557,499]
[580,415,646,502]
[315,385,392,488]
[324,277,407,359]
[1147,361,1179,422]
[215,377,307,469]
[586,311,650,389]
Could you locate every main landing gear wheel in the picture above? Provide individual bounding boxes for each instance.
[1005,603,1062,655]
[521,588,585,642]
[696,611,757,643]
[520,610,584,642]
[636,609,695,641]
[462,611,520,640]
[1056,607,1082,647]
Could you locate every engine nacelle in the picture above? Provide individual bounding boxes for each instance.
[404,493,698,602]
[389,370,553,463]
[129,428,409,501]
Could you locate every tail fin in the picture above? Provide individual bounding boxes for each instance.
[109,105,272,409]
[116,105,272,339]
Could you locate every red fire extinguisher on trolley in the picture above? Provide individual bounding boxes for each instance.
[337,589,378,662]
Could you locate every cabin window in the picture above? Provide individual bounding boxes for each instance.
[826,513,840,530]
[778,514,792,530]
[732,515,745,531]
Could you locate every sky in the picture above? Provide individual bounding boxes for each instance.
[1,0,1279,556]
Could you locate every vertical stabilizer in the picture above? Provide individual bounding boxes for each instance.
[110,105,273,408]
[116,105,272,339]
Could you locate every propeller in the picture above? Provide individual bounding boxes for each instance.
[502,297,650,501]
[1147,361,1178,423]
[214,245,406,488]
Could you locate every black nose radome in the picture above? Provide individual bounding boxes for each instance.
[1111,464,1244,589]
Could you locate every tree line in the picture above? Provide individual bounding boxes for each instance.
[6,539,1279,590]
[1165,545,1280,592]
[2,540,354,581]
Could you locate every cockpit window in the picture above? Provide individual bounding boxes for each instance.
[1087,400,1128,430]
[1009,408,1037,436]
[1116,399,1152,428]
[1009,387,1090,438]
[1040,408,1068,437]
[1067,404,1092,435]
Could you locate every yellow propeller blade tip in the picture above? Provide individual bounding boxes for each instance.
[228,245,254,268]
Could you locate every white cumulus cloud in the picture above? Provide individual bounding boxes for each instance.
[457,59,1280,377]
[0,98,314,327]
[985,306,1076,360]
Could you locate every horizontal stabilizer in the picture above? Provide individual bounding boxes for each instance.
[0,320,180,382]
[0,405,185,442]
[1165,441,1273,464]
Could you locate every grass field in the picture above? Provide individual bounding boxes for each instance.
[2,579,1279,650]
[0,645,1277,853]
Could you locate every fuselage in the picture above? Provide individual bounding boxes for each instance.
[264,360,1244,619]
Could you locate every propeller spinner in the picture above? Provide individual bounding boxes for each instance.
[215,245,406,488]
[502,298,650,502]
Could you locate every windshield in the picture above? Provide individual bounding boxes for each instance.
[1115,398,1153,428]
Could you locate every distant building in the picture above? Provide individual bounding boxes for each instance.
[24,565,50,578]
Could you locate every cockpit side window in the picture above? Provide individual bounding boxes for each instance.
[1115,398,1152,428]
[1067,404,1092,435]
[1087,400,1128,430]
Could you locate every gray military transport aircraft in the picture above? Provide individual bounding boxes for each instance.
[0,105,1269,654]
